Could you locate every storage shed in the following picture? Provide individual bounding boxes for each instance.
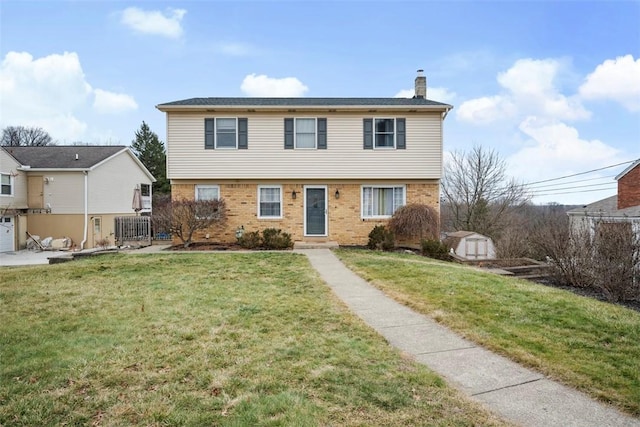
[443,231,496,260]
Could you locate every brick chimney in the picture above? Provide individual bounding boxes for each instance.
[414,69,427,99]
[617,161,640,209]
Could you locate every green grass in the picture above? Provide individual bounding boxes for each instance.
[334,249,640,416]
[0,253,509,426]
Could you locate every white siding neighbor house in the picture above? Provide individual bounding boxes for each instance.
[0,145,155,252]
[156,71,453,246]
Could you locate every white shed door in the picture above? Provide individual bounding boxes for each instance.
[0,217,15,252]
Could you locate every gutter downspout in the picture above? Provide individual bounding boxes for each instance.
[80,171,88,250]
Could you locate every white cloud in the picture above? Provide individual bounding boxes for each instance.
[93,89,138,114]
[579,55,640,112]
[121,7,186,39]
[0,51,137,142]
[457,58,590,125]
[507,117,622,203]
[394,87,456,103]
[457,95,517,123]
[240,73,308,97]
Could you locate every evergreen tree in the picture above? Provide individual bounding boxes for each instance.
[131,121,170,194]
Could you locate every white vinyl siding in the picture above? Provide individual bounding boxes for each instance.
[166,112,442,180]
[362,185,405,218]
[89,151,154,214]
[258,185,282,218]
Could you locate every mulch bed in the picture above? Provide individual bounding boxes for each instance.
[530,277,640,313]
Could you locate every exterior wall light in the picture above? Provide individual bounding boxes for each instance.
[292,190,297,199]
[335,189,340,199]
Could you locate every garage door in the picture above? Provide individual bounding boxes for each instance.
[0,216,15,252]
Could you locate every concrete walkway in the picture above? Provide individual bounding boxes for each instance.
[297,249,640,427]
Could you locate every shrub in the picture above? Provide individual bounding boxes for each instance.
[421,239,450,260]
[238,231,261,249]
[388,204,439,241]
[261,228,293,250]
[368,225,395,251]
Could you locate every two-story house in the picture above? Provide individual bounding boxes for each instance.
[156,71,452,246]
[0,145,155,252]
[567,158,640,234]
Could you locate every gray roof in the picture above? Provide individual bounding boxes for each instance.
[3,146,127,169]
[157,97,452,108]
[567,195,640,218]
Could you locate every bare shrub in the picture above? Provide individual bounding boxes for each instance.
[152,198,226,248]
[591,222,640,302]
[388,204,439,242]
[529,213,592,288]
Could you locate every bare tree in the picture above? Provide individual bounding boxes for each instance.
[152,198,226,248]
[441,145,529,238]
[1,126,54,146]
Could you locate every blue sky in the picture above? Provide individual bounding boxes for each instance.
[1,1,639,205]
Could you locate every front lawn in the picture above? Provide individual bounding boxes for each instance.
[334,249,640,416]
[0,253,508,426]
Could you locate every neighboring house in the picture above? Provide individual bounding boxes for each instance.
[156,71,453,246]
[0,145,155,252]
[443,231,496,260]
[567,159,640,235]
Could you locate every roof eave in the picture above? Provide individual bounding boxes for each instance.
[155,103,453,113]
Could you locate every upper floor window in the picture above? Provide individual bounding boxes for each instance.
[258,185,282,218]
[363,118,406,150]
[362,185,405,218]
[140,183,151,197]
[375,119,395,148]
[1,173,12,196]
[296,118,316,148]
[284,118,327,149]
[205,118,248,150]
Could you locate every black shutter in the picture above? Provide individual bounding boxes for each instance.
[396,118,406,149]
[363,118,373,149]
[205,118,215,149]
[238,118,248,149]
[317,118,327,149]
[284,118,294,149]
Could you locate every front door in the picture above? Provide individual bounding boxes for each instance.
[304,186,327,236]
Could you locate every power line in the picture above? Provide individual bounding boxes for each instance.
[523,160,635,186]
[525,174,616,189]
[530,186,617,197]
[527,182,619,195]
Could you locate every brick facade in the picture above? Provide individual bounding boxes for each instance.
[618,163,640,210]
[172,180,440,245]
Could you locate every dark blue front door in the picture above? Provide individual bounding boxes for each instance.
[305,187,326,235]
